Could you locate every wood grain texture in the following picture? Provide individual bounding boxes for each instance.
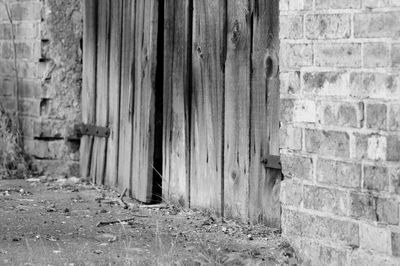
[91,0,110,185]
[190,0,226,211]
[131,0,159,203]
[223,0,251,220]
[105,0,123,188]
[163,0,191,207]
[118,0,135,193]
[80,0,97,180]
[249,0,281,227]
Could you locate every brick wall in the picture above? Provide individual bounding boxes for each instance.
[0,0,82,177]
[279,0,400,264]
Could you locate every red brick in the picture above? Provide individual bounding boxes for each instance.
[363,42,390,68]
[366,103,387,130]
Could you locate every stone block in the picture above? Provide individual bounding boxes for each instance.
[350,192,377,221]
[0,77,14,97]
[299,239,348,266]
[280,180,302,207]
[305,14,350,39]
[10,2,42,21]
[377,198,399,225]
[366,103,387,130]
[317,159,361,188]
[316,0,361,9]
[280,43,313,69]
[19,78,41,98]
[20,99,39,117]
[387,135,400,162]
[305,129,350,158]
[280,99,294,123]
[354,12,400,38]
[393,43,400,68]
[303,185,349,216]
[389,104,400,131]
[349,249,399,266]
[360,224,391,254]
[279,126,302,151]
[390,167,400,195]
[364,165,389,192]
[281,208,360,247]
[350,72,397,99]
[363,0,400,8]
[367,135,387,161]
[314,43,361,67]
[280,15,303,39]
[293,100,316,123]
[280,0,313,10]
[280,71,300,95]
[303,71,349,96]
[363,42,390,68]
[281,154,313,181]
[392,232,400,257]
[354,133,368,159]
[318,101,362,128]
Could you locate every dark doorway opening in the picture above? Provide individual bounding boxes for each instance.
[151,0,164,203]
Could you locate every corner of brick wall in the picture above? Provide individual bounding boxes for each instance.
[0,0,82,177]
[279,0,400,264]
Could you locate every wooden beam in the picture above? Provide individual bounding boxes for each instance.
[91,0,110,185]
[249,0,281,227]
[223,0,251,221]
[190,0,226,212]
[105,0,123,188]
[80,0,97,179]
[118,0,135,193]
[131,0,159,203]
[163,0,191,207]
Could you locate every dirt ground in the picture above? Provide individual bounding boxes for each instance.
[0,178,297,266]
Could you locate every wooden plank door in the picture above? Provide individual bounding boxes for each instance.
[249,0,281,227]
[163,0,191,206]
[190,0,226,211]
[82,0,159,203]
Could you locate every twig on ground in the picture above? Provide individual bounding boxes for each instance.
[117,188,128,209]
[96,215,148,227]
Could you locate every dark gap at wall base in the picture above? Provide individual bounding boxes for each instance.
[152,0,165,203]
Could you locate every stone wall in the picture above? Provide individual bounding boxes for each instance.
[0,0,82,177]
[279,0,400,264]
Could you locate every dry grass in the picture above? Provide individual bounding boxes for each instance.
[0,106,30,179]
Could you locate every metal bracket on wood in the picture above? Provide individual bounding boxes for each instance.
[261,155,281,170]
[75,124,110,138]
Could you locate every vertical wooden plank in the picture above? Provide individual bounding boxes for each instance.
[105,0,123,187]
[223,0,251,220]
[131,0,159,202]
[163,0,191,206]
[118,0,135,192]
[80,0,97,179]
[91,0,110,185]
[191,0,226,211]
[249,0,281,227]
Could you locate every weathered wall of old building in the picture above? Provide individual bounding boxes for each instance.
[279,0,400,264]
[0,0,82,177]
